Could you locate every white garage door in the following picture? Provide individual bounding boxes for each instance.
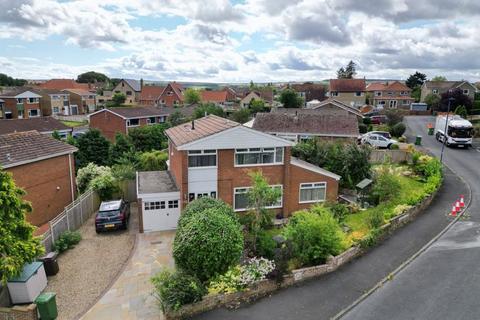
[143,199,180,232]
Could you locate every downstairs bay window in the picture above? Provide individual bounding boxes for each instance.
[234,185,283,211]
[299,182,326,203]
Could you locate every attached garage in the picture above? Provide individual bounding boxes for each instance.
[137,171,181,232]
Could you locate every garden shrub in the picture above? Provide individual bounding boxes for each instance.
[359,123,368,134]
[256,231,277,260]
[138,150,168,171]
[53,231,82,253]
[359,228,383,249]
[385,109,404,127]
[390,144,400,150]
[89,171,119,200]
[151,269,205,312]
[325,202,350,222]
[179,197,236,228]
[283,209,346,266]
[366,208,384,229]
[173,208,243,282]
[207,266,242,294]
[390,123,406,138]
[371,170,401,202]
[76,163,111,193]
[363,117,372,125]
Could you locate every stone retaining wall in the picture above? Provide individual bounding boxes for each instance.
[0,305,38,320]
[165,182,440,320]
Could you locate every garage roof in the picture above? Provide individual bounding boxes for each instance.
[137,171,178,194]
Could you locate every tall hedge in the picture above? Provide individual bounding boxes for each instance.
[173,208,243,282]
[178,197,236,228]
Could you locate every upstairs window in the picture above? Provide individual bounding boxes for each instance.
[16,98,24,103]
[188,150,217,167]
[463,89,470,95]
[355,92,363,97]
[126,91,132,96]
[28,97,38,103]
[235,147,284,166]
[127,118,140,127]
[432,89,438,94]
[375,91,382,97]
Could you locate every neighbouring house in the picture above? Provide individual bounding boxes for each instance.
[250,112,359,143]
[89,105,196,141]
[0,99,4,119]
[223,86,238,101]
[136,115,340,232]
[0,131,77,228]
[33,89,71,116]
[239,90,274,108]
[200,90,228,106]
[36,79,91,91]
[420,81,477,102]
[0,117,72,138]
[63,89,97,114]
[96,90,113,108]
[286,83,327,106]
[305,98,364,119]
[139,85,165,106]
[113,79,143,105]
[328,79,366,108]
[0,89,42,119]
[366,81,414,109]
[158,82,184,107]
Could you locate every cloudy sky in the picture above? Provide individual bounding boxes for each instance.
[1,0,480,82]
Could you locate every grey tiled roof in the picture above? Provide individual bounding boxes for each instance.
[124,79,141,92]
[0,117,71,135]
[0,131,77,168]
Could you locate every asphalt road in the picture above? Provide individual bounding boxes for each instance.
[194,116,467,320]
[341,116,480,320]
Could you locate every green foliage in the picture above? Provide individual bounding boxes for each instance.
[53,231,82,253]
[173,208,243,282]
[151,269,205,312]
[77,71,109,83]
[180,198,235,228]
[454,105,468,118]
[363,117,372,125]
[337,60,357,79]
[138,150,168,171]
[230,108,250,123]
[366,208,384,229]
[292,141,371,189]
[439,89,473,112]
[111,92,126,106]
[111,162,136,181]
[76,163,112,193]
[279,88,303,108]
[52,130,62,140]
[249,99,268,114]
[359,228,383,249]
[76,129,111,168]
[283,207,346,266]
[207,266,242,294]
[424,93,441,109]
[325,202,350,222]
[256,230,277,260]
[390,122,406,137]
[431,75,447,81]
[371,169,401,203]
[66,134,76,146]
[411,87,421,102]
[110,133,134,164]
[0,73,27,86]
[90,170,119,200]
[184,88,201,104]
[168,110,187,126]
[0,169,44,284]
[385,109,404,127]
[390,144,400,150]
[405,71,427,89]
[128,123,169,152]
[193,103,225,119]
[359,123,368,134]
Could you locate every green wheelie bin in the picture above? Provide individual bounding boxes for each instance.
[35,292,58,320]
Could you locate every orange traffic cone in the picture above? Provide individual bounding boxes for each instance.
[455,201,461,212]
[451,205,457,216]
[460,195,465,208]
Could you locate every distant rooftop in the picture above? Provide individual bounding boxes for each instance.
[0,117,71,135]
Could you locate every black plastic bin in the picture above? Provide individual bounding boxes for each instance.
[39,252,59,276]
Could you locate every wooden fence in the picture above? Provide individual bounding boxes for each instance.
[370,150,411,164]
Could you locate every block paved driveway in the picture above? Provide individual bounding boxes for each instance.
[80,230,175,320]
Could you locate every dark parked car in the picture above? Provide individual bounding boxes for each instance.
[370,115,388,124]
[95,200,130,233]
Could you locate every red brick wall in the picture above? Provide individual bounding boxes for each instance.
[2,98,41,119]
[7,154,75,227]
[169,142,189,207]
[89,110,127,141]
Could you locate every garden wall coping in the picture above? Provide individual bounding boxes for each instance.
[164,181,441,320]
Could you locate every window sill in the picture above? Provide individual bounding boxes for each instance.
[188,166,217,170]
[299,200,326,204]
[234,163,284,168]
[234,205,283,212]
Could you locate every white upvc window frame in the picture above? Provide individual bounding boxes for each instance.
[127,118,140,127]
[28,109,40,118]
[234,147,284,167]
[375,91,382,97]
[147,117,156,125]
[233,185,283,212]
[299,182,327,204]
[355,91,364,97]
[331,91,339,97]
[432,89,438,94]
[463,89,470,95]
[188,149,217,168]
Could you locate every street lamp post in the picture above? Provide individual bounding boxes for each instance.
[440,97,455,163]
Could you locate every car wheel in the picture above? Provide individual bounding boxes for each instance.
[95,228,101,234]
[122,221,128,230]
[387,144,392,149]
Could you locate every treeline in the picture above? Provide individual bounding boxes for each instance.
[0,73,27,86]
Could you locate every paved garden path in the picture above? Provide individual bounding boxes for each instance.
[80,231,175,320]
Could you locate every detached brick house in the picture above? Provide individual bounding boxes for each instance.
[0,131,77,228]
[113,79,142,105]
[136,115,340,232]
[0,89,43,119]
[328,79,366,108]
[139,85,165,106]
[366,81,414,109]
[89,105,196,141]
[159,82,184,107]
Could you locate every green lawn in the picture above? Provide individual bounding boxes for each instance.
[61,120,87,127]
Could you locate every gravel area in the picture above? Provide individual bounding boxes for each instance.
[45,204,137,320]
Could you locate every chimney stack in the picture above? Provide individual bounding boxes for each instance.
[191,119,195,130]
[140,78,144,90]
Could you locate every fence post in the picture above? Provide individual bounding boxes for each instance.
[50,222,55,245]
[65,207,70,231]
[80,195,84,224]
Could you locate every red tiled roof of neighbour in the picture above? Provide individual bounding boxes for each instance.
[201,90,228,103]
[252,112,359,137]
[0,117,71,135]
[170,82,184,97]
[166,115,239,147]
[100,106,196,119]
[366,83,387,91]
[64,89,95,96]
[139,86,165,101]
[37,79,90,90]
[329,79,366,92]
[0,131,77,168]
[386,81,411,91]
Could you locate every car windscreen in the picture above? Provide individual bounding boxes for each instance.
[448,126,473,138]
[98,209,120,217]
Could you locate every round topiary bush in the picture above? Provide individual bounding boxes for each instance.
[358,123,368,134]
[390,122,406,138]
[178,197,236,229]
[173,208,244,282]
